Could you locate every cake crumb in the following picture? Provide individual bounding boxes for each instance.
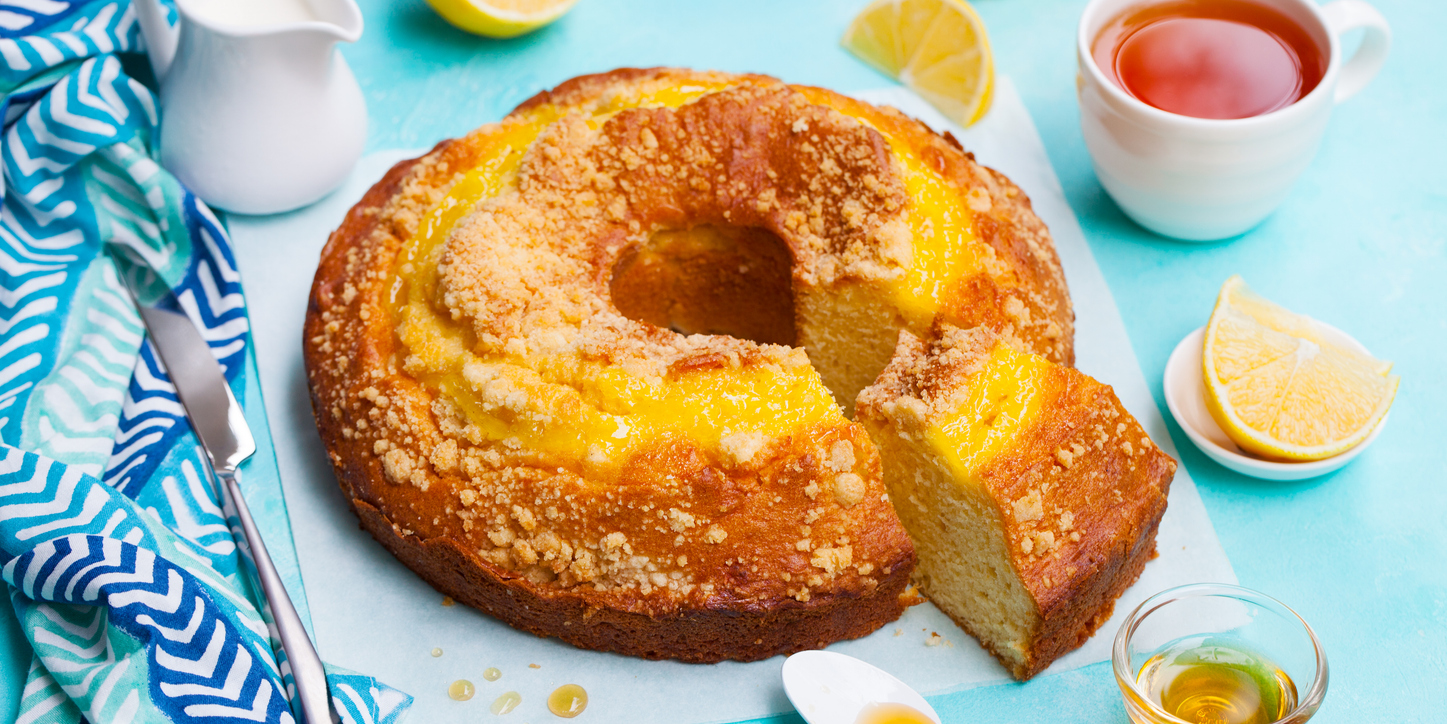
[832,472,866,507]
[1012,491,1043,522]
[719,431,767,466]
[441,596,455,607]
[810,545,852,574]
[899,585,926,606]
[1053,447,1074,468]
[529,663,540,669]
[828,440,856,472]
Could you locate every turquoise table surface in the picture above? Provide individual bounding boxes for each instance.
[4,0,1444,721]
[351,3,1447,721]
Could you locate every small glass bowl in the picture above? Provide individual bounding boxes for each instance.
[1113,583,1328,724]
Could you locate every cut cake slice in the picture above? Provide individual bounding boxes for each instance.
[855,324,1175,679]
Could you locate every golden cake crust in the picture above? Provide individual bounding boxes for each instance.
[304,68,1073,663]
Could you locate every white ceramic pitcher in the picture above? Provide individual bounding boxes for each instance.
[134,0,367,215]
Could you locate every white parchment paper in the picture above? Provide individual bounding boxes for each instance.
[229,77,1235,723]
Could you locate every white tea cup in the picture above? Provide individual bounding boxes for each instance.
[1076,0,1390,241]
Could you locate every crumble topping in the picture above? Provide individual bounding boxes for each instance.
[305,69,1079,614]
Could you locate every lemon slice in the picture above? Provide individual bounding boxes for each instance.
[425,0,579,38]
[1202,275,1398,461]
[841,0,995,126]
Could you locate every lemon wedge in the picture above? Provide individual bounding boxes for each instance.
[842,0,995,126]
[1202,275,1398,461]
[425,0,579,38]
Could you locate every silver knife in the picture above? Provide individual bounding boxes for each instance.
[123,282,337,724]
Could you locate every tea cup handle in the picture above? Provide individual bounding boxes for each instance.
[1322,0,1391,104]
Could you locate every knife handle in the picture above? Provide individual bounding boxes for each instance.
[220,468,339,724]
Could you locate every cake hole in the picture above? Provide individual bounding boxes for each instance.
[610,224,797,347]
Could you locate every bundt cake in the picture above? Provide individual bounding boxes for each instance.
[856,325,1175,679]
[304,67,1163,670]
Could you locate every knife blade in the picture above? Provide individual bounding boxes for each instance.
[124,283,337,724]
[132,301,255,474]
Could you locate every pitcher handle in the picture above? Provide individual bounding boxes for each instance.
[1322,0,1391,104]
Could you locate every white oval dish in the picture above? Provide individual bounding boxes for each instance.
[1164,325,1387,481]
[781,650,940,724]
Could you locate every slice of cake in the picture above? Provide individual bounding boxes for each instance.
[855,324,1175,680]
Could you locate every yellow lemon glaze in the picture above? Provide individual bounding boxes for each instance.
[388,83,985,473]
[931,344,1050,478]
[790,86,986,331]
[892,148,984,329]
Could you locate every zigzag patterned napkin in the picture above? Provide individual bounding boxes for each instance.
[0,2,412,722]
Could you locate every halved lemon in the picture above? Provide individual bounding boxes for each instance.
[1202,275,1398,461]
[426,0,580,38]
[841,0,995,126]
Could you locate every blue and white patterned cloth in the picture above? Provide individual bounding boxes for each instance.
[0,1,413,722]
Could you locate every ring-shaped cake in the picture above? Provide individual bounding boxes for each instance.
[305,68,1090,663]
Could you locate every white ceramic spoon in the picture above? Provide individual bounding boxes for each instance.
[781,650,941,724]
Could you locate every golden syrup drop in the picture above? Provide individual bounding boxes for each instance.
[430,647,443,657]
[547,684,588,718]
[491,691,522,715]
[448,679,475,701]
[1137,639,1298,724]
[483,667,502,682]
[855,702,934,724]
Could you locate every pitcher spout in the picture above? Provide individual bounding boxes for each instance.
[307,0,364,42]
[133,0,180,80]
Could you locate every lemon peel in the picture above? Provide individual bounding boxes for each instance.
[842,0,995,126]
[425,0,579,38]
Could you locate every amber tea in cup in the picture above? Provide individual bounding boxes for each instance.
[1092,0,1327,119]
[1077,0,1391,239]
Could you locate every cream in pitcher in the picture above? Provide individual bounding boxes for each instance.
[184,0,321,27]
[133,0,367,215]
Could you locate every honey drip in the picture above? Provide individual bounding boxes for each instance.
[855,702,934,724]
[1136,638,1298,724]
[483,667,502,682]
[491,691,522,715]
[448,679,475,701]
[547,684,588,718]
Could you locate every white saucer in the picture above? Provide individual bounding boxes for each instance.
[1163,326,1387,481]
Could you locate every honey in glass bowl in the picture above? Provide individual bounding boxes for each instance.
[1092,0,1326,119]
[1114,584,1328,724]
[1136,635,1298,724]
